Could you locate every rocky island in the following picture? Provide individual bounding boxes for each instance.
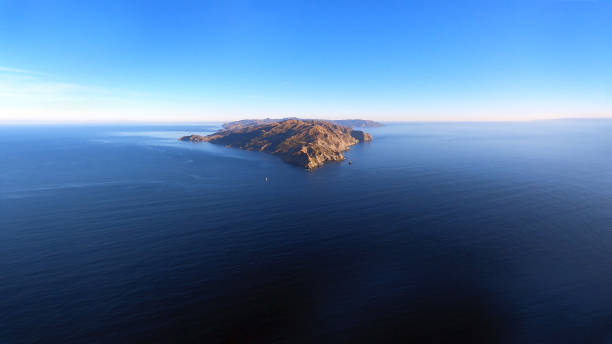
[180,119,374,169]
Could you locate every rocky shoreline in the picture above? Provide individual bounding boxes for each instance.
[180,119,374,169]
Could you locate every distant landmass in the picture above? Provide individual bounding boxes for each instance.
[330,119,384,128]
[181,119,373,169]
[222,118,383,130]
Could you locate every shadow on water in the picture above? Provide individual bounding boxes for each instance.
[116,231,517,344]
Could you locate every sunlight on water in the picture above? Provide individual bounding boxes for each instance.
[110,130,215,139]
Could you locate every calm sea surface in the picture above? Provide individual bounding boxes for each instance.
[1,121,612,343]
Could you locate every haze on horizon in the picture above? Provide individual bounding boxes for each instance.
[0,0,610,123]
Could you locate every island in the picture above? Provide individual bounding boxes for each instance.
[222,118,383,130]
[180,119,374,169]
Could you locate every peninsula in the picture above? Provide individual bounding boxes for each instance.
[180,119,373,169]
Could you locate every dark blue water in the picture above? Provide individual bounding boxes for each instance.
[1,121,612,343]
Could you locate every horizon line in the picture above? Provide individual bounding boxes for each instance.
[2,115,612,126]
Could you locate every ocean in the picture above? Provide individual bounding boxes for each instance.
[1,121,611,343]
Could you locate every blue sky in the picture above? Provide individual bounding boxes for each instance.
[0,0,610,122]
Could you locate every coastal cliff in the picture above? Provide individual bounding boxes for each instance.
[181,119,372,169]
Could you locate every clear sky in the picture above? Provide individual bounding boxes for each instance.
[0,0,610,122]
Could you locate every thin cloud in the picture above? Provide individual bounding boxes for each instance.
[0,66,36,74]
[0,67,169,122]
